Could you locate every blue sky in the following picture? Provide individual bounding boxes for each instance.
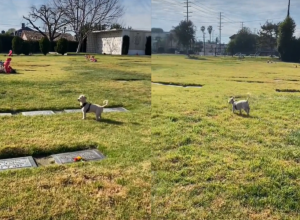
[152,0,300,44]
[0,0,151,32]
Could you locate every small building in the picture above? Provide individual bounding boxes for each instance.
[14,23,34,37]
[21,30,75,41]
[86,29,151,55]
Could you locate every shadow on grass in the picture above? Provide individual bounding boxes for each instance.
[0,143,101,159]
[276,89,300,93]
[152,81,203,87]
[114,78,143,81]
[96,118,123,125]
[233,113,257,119]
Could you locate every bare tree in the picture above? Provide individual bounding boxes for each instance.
[54,0,124,53]
[23,4,70,43]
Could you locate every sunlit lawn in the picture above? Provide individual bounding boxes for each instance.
[0,54,151,219]
[152,55,300,219]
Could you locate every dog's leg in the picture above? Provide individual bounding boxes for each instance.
[82,112,86,120]
[95,109,100,121]
[240,110,242,115]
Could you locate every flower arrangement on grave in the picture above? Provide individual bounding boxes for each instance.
[74,156,84,162]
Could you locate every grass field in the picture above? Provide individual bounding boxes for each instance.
[152,55,300,219]
[0,54,151,219]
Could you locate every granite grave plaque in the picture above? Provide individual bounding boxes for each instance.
[64,109,82,113]
[22,110,55,116]
[51,149,105,164]
[0,156,37,171]
[0,113,12,116]
[104,107,128,113]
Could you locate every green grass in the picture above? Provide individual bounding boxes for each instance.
[0,54,150,219]
[152,55,300,219]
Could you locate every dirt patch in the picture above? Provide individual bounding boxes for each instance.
[34,156,56,166]
[276,89,300,93]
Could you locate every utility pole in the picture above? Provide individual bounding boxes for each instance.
[184,0,192,52]
[184,0,192,21]
[218,12,223,55]
[287,0,290,17]
[204,32,206,56]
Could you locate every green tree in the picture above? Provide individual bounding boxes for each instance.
[151,28,164,33]
[173,20,196,53]
[12,36,24,55]
[277,16,296,61]
[167,32,175,48]
[155,36,162,50]
[207,25,213,42]
[110,23,123,29]
[55,38,68,55]
[39,37,50,55]
[233,27,257,54]
[6,28,16,35]
[258,21,280,54]
[226,40,236,55]
[0,38,2,52]
[22,41,30,55]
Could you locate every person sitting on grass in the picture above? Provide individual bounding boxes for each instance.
[90,56,97,62]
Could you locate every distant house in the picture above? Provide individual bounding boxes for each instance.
[86,29,151,55]
[14,23,34,37]
[21,30,75,42]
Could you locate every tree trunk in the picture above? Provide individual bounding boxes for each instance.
[76,41,82,53]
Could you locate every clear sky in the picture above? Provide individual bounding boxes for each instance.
[152,0,300,44]
[0,0,151,33]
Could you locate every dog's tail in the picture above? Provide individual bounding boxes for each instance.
[101,100,108,107]
[246,92,251,102]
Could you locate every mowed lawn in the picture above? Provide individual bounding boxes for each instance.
[152,55,300,219]
[0,54,151,219]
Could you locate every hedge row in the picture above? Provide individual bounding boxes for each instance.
[0,35,84,53]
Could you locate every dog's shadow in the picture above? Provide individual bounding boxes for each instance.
[234,113,257,119]
[96,118,123,125]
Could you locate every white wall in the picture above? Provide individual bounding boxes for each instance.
[87,30,151,55]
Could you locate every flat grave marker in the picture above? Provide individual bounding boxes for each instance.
[0,113,12,116]
[22,110,55,116]
[51,149,105,164]
[64,109,82,113]
[0,156,37,171]
[104,107,128,113]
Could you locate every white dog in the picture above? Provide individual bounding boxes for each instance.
[77,95,108,121]
[228,96,250,116]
